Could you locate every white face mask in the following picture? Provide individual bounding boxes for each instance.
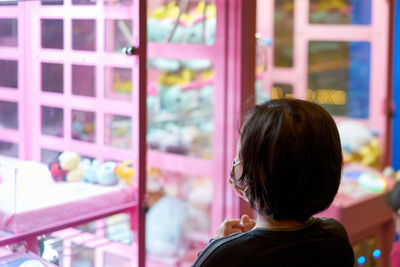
[229,159,249,202]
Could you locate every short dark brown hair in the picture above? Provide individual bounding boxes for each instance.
[239,99,342,222]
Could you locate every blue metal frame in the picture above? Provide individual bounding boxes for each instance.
[393,0,400,169]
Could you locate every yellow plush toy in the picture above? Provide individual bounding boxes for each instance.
[59,151,84,182]
[114,160,135,185]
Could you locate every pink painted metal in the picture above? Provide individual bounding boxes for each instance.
[0,0,146,266]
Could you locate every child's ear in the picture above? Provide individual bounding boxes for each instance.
[397,209,400,216]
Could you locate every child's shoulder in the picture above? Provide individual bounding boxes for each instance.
[314,217,350,241]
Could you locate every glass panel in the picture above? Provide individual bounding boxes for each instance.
[105,19,133,53]
[72,65,96,97]
[255,34,272,104]
[41,106,64,137]
[271,83,293,99]
[0,1,17,6]
[70,244,94,267]
[42,62,64,93]
[72,109,96,143]
[308,41,370,118]
[41,19,64,49]
[41,148,61,165]
[147,0,217,45]
[105,114,132,149]
[72,0,95,5]
[104,0,131,6]
[0,100,18,130]
[147,58,214,159]
[0,19,17,47]
[104,67,132,101]
[0,60,18,89]
[41,0,63,6]
[274,0,294,67]
[146,168,211,261]
[72,19,96,51]
[309,0,371,25]
[104,252,131,267]
[0,141,18,157]
[105,213,132,243]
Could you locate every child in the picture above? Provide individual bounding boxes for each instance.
[192,99,354,266]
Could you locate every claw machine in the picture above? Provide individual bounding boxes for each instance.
[0,0,256,266]
[0,0,147,266]
[145,0,255,265]
[254,0,393,266]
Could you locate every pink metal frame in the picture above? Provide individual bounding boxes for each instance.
[0,0,147,266]
[257,0,390,152]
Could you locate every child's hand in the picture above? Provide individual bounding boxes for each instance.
[240,214,256,232]
[214,215,256,239]
[214,219,244,238]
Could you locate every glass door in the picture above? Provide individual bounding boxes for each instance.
[256,0,390,167]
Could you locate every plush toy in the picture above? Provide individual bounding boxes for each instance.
[97,162,118,185]
[81,159,118,186]
[114,160,134,185]
[49,160,68,182]
[146,195,188,257]
[80,158,100,183]
[338,121,382,167]
[50,151,83,182]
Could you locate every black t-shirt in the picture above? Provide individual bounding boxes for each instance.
[192,217,354,267]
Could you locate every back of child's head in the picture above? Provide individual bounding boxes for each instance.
[238,98,342,222]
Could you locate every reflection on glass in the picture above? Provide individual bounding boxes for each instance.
[41,19,64,49]
[0,19,17,47]
[104,252,131,267]
[104,67,132,101]
[105,114,131,149]
[70,244,94,266]
[308,41,370,118]
[105,19,133,53]
[72,19,96,51]
[72,109,96,143]
[0,60,18,89]
[147,58,214,159]
[42,62,63,93]
[0,1,17,5]
[309,0,371,25]
[146,167,211,258]
[41,148,61,165]
[105,214,132,244]
[271,83,293,99]
[41,106,64,137]
[41,0,63,6]
[274,0,293,67]
[0,141,18,157]
[0,100,18,130]
[72,65,96,97]
[104,0,131,6]
[72,0,95,5]
[147,1,217,45]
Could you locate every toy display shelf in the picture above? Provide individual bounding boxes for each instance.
[0,0,147,266]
